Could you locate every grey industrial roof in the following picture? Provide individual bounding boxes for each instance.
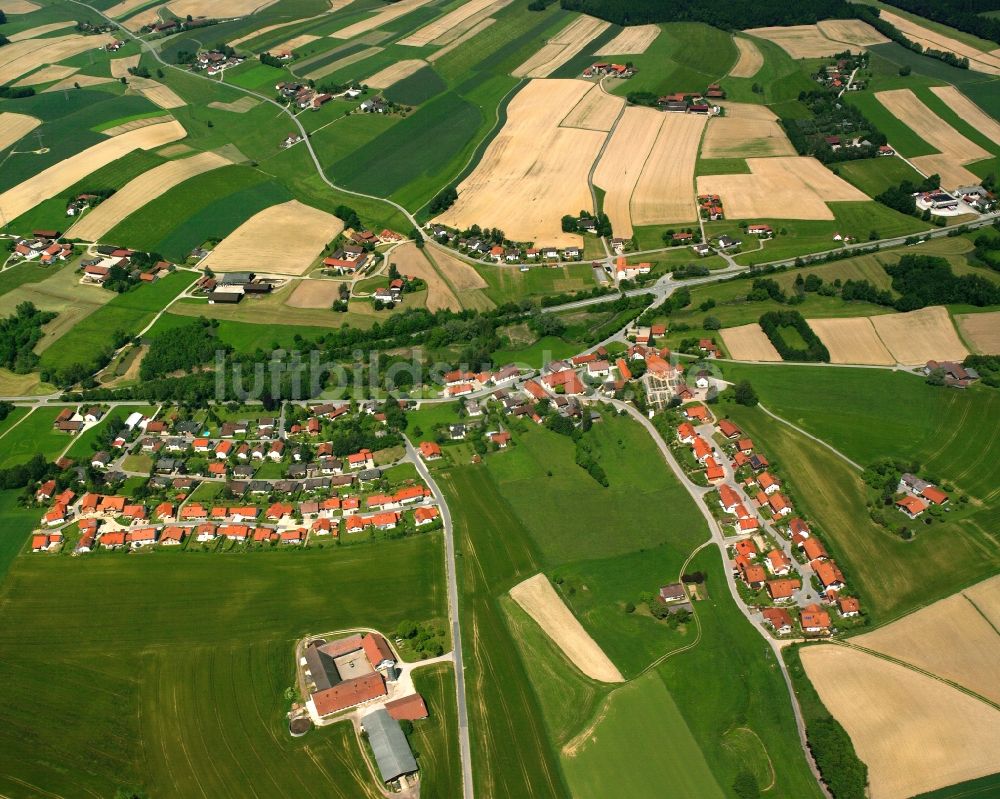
[362,708,417,782]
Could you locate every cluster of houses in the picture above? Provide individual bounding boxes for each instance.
[813,55,866,92]
[198,271,274,304]
[52,405,103,435]
[955,184,997,213]
[275,81,334,110]
[300,632,424,787]
[698,194,724,221]
[194,50,246,75]
[322,241,371,275]
[582,62,634,79]
[895,473,949,520]
[81,248,172,284]
[424,224,584,263]
[12,233,73,264]
[677,406,860,636]
[656,86,724,114]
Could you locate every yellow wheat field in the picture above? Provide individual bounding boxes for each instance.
[511,574,624,683]
[697,156,867,220]
[101,114,175,136]
[9,21,75,41]
[631,111,705,225]
[3,0,40,11]
[816,19,889,47]
[800,645,1000,799]
[44,74,115,92]
[856,575,1000,706]
[743,25,851,59]
[869,306,969,364]
[719,324,783,361]
[306,46,383,80]
[208,96,260,113]
[427,245,488,291]
[0,112,40,152]
[129,77,187,109]
[910,154,981,190]
[594,24,660,55]
[965,575,1000,629]
[330,0,434,40]
[956,310,1000,354]
[434,79,606,247]
[272,33,320,53]
[0,33,115,85]
[398,0,499,46]
[427,17,495,62]
[929,86,1000,147]
[512,14,610,78]
[387,243,461,312]
[12,64,76,86]
[879,10,1000,76]
[228,1,352,46]
[559,83,624,132]
[729,36,763,78]
[286,279,342,309]
[201,200,344,275]
[701,102,795,159]
[0,120,186,223]
[110,54,140,78]
[806,317,894,365]
[105,0,156,18]
[68,151,230,241]
[363,59,427,88]
[877,89,989,171]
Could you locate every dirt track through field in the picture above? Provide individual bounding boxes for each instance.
[510,573,624,683]
[631,111,705,225]
[801,645,1000,799]
[0,119,186,223]
[729,36,763,78]
[512,15,610,78]
[807,317,894,365]
[879,10,1000,76]
[68,151,230,241]
[719,324,782,361]
[560,83,624,132]
[869,306,968,364]
[696,156,867,220]
[0,33,116,85]
[594,24,659,55]
[201,200,344,276]
[856,575,1000,705]
[956,311,1000,354]
[593,107,662,237]
[928,86,1000,147]
[363,59,427,88]
[329,0,434,40]
[0,112,41,151]
[434,79,606,247]
[700,102,795,159]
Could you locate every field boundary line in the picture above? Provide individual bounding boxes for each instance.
[828,639,1000,711]
[756,403,863,471]
[962,592,1000,638]
[0,405,34,446]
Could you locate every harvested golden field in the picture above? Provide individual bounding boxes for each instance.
[909,153,980,190]
[329,0,433,40]
[719,324,782,361]
[870,306,968,364]
[0,120,186,222]
[800,645,1000,799]
[44,74,115,91]
[9,21,75,41]
[965,574,1000,630]
[700,102,795,159]
[0,33,115,85]
[856,575,1000,705]
[427,18,494,62]
[129,77,186,109]
[879,10,1000,76]
[12,64,77,85]
[594,23,660,55]
[426,245,488,291]
[631,111,705,225]
[929,86,1000,147]
[101,114,175,136]
[512,14,610,78]
[696,156,867,220]
[593,107,662,237]
[956,310,1000,354]
[168,0,280,18]
[208,96,259,113]
[398,0,501,47]
[388,243,461,312]
[434,79,606,247]
[510,574,624,683]
[743,25,850,59]
[201,200,344,276]
[105,0,155,17]
[3,0,39,11]
[559,83,624,132]
[68,151,230,241]
[363,59,427,88]
[286,279,341,309]
[157,143,192,157]
[0,112,40,151]
[272,33,320,53]
[806,317,894,365]
[729,36,763,78]
[228,1,353,46]
[816,19,889,46]
[306,46,383,80]
[110,54,139,78]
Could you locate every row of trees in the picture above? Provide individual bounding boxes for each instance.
[783,88,888,165]
[886,254,1000,310]
[0,302,56,374]
[874,173,940,217]
[140,319,228,381]
[759,310,831,362]
[864,0,1000,48]
[854,6,971,70]
[558,0,854,29]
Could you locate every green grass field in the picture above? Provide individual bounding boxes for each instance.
[724,36,817,106]
[910,773,1000,799]
[409,664,462,799]
[0,534,445,799]
[835,156,927,197]
[0,406,75,468]
[845,92,939,158]
[0,490,42,584]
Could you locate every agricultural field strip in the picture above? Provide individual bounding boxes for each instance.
[512,14,610,78]
[12,63,77,85]
[742,22,885,59]
[927,86,1000,147]
[868,306,968,365]
[0,120,187,223]
[592,106,662,237]
[0,112,41,151]
[719,323,783,361]
[397,0,506,47]
[876,89,990,166]
[329,0,434,40]
[0,33,116,85]
[363,59,427,89]
[593,24,660,56]
[559,82,624,132]
[878,10,1000,76]
[631,112,705,225]
[67,151,231,241]
[955,311,1000,354]
[8,21,75,41]
[700,102,796,159]
[729,36,763,78]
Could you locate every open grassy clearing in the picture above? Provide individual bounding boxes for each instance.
[0,406,74,468]
[835,155,927,197]
[0,534,445,799]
